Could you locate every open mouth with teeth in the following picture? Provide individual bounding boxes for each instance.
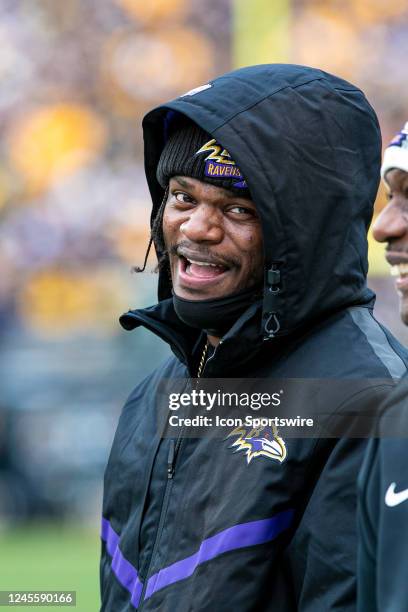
[179,256,229,280]
[390,263,408,294]
[391,264,408,279]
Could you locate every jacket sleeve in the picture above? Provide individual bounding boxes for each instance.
[284,384,395,612]
[287,437,367,611]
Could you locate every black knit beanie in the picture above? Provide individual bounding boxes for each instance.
[156,121,250,197]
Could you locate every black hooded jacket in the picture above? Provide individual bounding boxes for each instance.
[100,64,408,611]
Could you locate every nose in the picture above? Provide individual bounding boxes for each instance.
[180,204,224,243]
[372,201,408,243]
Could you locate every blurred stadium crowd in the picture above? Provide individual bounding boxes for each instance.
[0,0,407,525]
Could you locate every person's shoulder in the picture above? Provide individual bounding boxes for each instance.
[331,305,407,379]
[124,355,186,409]
[377,371,408,433]
[278,304,408,380]
[382,370,408,402]
[359,373,408,492]
[349,306,407,374]
[111,355,186,440]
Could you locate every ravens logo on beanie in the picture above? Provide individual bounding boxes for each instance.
[156,121,250,197]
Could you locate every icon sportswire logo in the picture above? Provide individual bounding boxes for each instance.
[385,482,408,507]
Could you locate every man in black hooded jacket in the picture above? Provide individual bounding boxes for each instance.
[100,65,407,611]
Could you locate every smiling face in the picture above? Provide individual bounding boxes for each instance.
[162,176,264,300]
[372,168,408,323]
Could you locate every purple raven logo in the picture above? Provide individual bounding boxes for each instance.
[227,425,287,465]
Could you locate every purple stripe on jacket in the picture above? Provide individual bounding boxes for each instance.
[101,517,143,608]
[144,508,294,600]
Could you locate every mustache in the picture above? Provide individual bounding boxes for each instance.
[386,244,408,254]
[169,241,241,268]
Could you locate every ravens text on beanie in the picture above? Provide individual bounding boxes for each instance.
[156,121,250,196]
[381,121,408,179]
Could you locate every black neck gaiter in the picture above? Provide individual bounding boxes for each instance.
[173,285,263,336]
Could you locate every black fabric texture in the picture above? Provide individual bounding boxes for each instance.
[172,285,262,335]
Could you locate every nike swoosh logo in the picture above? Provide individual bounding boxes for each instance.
[385,482,408,507]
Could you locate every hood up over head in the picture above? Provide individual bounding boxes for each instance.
[142,64,381,340]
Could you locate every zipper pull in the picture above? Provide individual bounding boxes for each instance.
[167,439,175,479]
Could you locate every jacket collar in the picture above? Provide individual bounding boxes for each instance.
[120,290,377,376]
[120,298,266,376]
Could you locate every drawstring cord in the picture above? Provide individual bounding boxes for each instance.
[132,235,153,273]
[263,263,281,339]
[132,187,169,273]
[264,312,281,338]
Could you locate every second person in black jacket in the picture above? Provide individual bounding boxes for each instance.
[358,121,408,612]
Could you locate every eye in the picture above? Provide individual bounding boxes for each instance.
[228,205,256,217]
[172,191,195,205]
[385,191,393,201]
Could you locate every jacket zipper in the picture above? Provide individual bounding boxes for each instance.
[137,343,220,608]
[167,437,176,479]
[138,433,184,609]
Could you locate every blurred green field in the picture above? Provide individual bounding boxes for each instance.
[0,524,100,611]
